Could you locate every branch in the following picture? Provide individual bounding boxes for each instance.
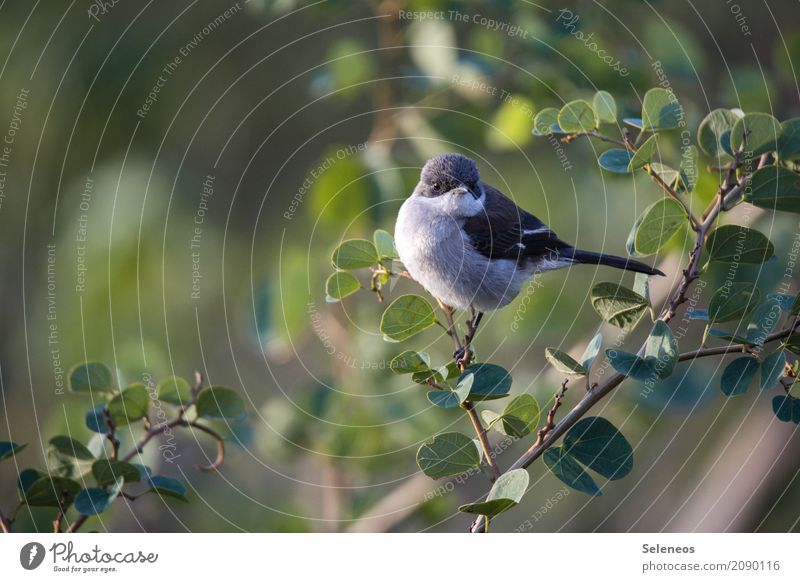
[462,401,501,481]
[469,168,785,532]
[188,421,225,473]
[646,166,700,231]
[563,130,627,148]
[0,508,10,534]
[121,417,185,463]
[536,379,569,446]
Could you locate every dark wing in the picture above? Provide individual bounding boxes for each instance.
[463,184,571,262]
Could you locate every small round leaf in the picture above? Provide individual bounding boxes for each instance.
[331,239,379,270]
[558,99,595,133]
[196,386,245,420]
[380,294,437,342]
[157,375,191,406]
[416,432,481,479]
[69,362,114,393]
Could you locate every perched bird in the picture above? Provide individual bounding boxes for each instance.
[394,153,663,318]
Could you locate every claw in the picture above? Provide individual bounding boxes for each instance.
[453,347,466,361]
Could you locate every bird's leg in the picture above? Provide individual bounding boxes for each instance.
[436,299,463,357]
[465,309,484,345]
[458,307,484,367]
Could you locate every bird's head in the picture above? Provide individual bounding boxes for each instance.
[417,153,481,200]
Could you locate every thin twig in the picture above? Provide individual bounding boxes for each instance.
[103,409,120,460]
[646,167,700,231]
[188,421,226,472]
[0,508,10,534]
[462,401,501,481]
[536,379,569,446]
[53,507,64,533]
[563,131,627,148]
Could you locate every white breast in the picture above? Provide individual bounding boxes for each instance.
[395,195,536,312]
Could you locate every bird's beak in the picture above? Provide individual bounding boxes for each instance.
[450,186,479,199]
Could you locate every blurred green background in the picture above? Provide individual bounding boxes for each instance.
[1,0,799,532]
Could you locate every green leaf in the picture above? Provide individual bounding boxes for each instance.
[641,87,682,130]
[69,362,114,393]
[606,349,656,381]
[92,460,141,486]
[416,432,481,479]
[627,198,686,256]
[745,166,800,214]
[581,333,603,369]
[380,294,437,342]
[325,271,361,302]
[157,375,191,406]
[623,117,643,129]
[499,394,540,438]
[331,239,379,270]
[598,149,633,173]
[17,469,44,494]
[196,386,246,420]
[147,475,188,501]
[698,109,739,166]
[777,117,800,160]
[108,383,150,426]
[0,441,26,462]
[459,363,512,401]
[23,476,81,507]
[768,293,798,312]
[627,134,659,170]
[532,107,559,136]
[48,436,94,461]
[649,163,679,186]
[731,113,782,157]
[564,417,633,480]
[75,478,124,516]
[760,350,786,391]
[593,91,617,124]
[590,282,648,332]
[543,447,601,496]
[720,356,760,396]
[708,283,761,325]
[458,469,529,517]
[772,396,800,424]
[786,335,800,356]
[545,348,588,376]
[645,321,678,379]
[706,328,754,346]
[772,395,793,423]
[705,225,774,264]
[746,299,781,345]
[606,322,677,381]
[630,272,650,308]
[85,403,110,434]
[373,229,397,259]
[389,350,431,374]
[558,99,595,133]
[426,374,472,409]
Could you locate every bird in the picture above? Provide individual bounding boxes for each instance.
[394,153,664,325]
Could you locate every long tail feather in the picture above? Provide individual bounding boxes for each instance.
[567,248,665,276]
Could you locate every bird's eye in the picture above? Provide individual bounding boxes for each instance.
[432,182,441,192]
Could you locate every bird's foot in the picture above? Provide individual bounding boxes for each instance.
[453,347,474,368]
